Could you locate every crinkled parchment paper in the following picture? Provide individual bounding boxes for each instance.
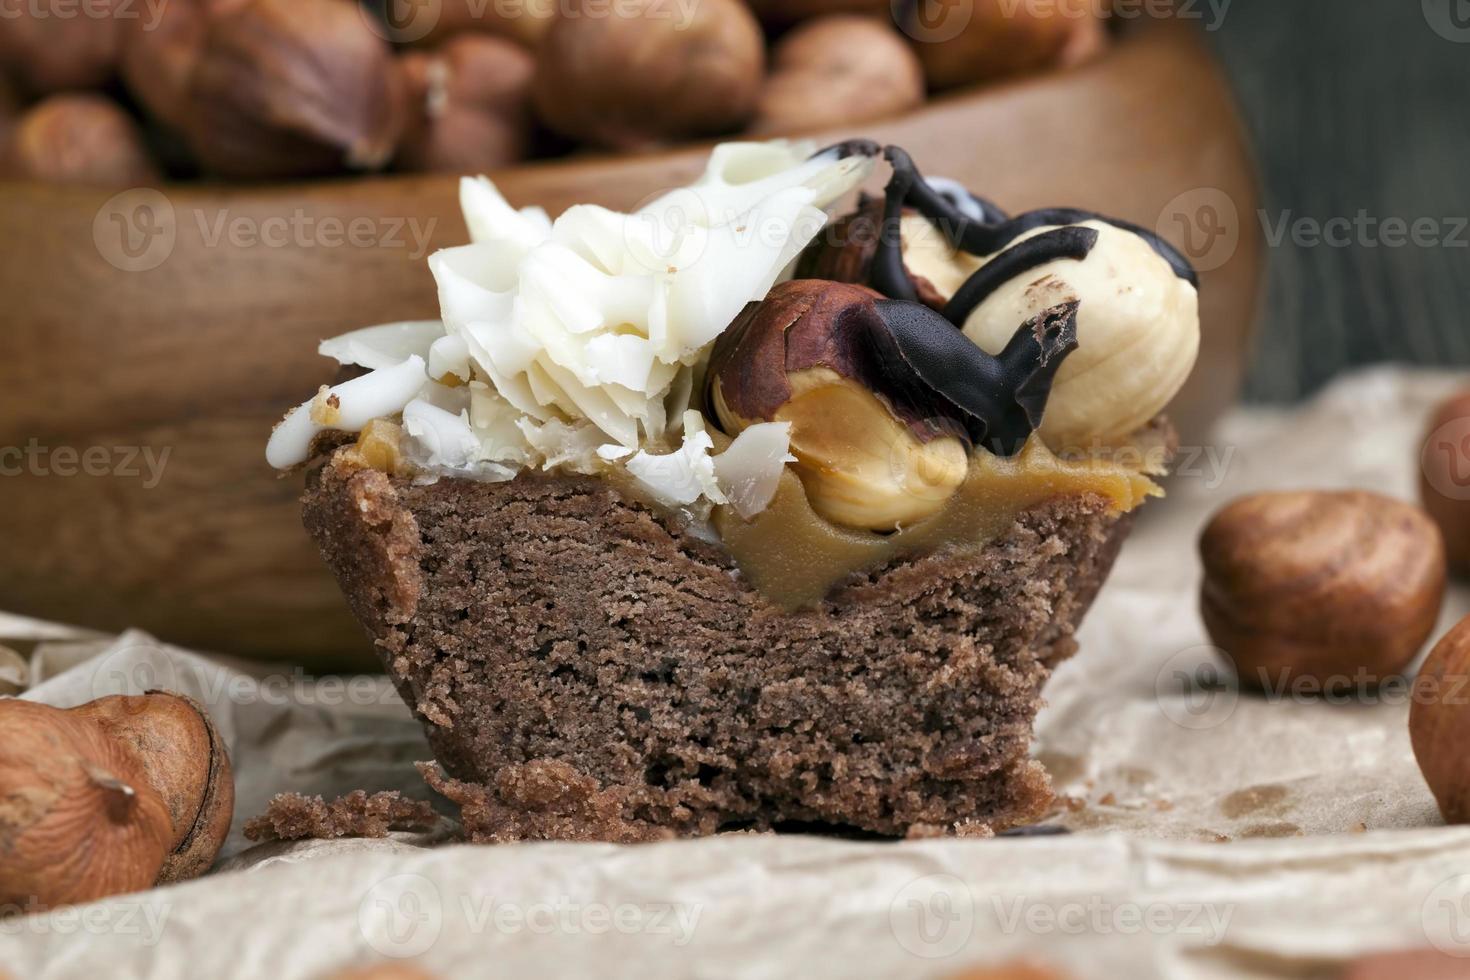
[5,368,1470,980]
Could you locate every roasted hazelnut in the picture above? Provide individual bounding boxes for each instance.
[0,94,161,186]
[0,693,234,909]
[402,0,556,48]
[397,35,534,174]
[904,0,1100,91]
[1419,390,1470,573]
[1340,949,1468,980]
[533,0,764,150]
[118,0,237,129]
[705,279,1078,531]
[748,16,926,136]
[1200,491,1447,691]
[181,0,407,179]
[744,0,890,28]
[707,280,966,530]
[0,0,121,94]
[1412,615,1470,824]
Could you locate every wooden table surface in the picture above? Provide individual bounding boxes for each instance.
[1206,0,1470,401]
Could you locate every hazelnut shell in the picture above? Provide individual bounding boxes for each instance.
[532,0,764,149]
[908,0,1098,90]
[1411,615,1470,823]
[0,699,174,909]
[1419,390,1470,573]
[1200,490,1447,690]
[748,15,926,136]
[182,0,407,179]
[73,692,234,883]
[396,35,535,173]
[0,0,122,94]
[0,94,161,187]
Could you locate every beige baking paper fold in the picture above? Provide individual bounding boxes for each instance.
[4,367,1470,980]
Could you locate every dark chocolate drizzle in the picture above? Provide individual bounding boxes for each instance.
[942,226,1099,326]
[870,299,1081,456]
[821,142,1199,300]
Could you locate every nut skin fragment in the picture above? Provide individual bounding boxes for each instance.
[532,0,765,149]
[1411,615,1470,824]
[1419,390,1470,574]
[1199,491,1447,692]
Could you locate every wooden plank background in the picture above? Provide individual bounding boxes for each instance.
[1205,0,1470,401]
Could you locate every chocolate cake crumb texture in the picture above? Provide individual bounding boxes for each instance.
[244,790,439,842]
[304,452,1134,842]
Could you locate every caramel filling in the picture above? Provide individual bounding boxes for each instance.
[713,435,1164,610]
[344,416,1164,612]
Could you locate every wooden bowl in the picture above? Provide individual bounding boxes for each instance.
[0,21,1262,668]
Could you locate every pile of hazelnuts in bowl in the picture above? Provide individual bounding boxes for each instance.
[0,0,1106,185]
[1196,389,1470,827]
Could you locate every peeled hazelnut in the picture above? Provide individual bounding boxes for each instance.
[397,35,534,174]
[182,0,407,179]
[533,0,765,150]
[707,280,967,531]
[748,16,926,136]
[1412,615,1470,824]
[1200,491,1447,692]
[0,94,161,186]
[1419,390,1470,573]
[905,0,1100,90]
[705,280,1079,531]
[0,693,233,909]
[0,0,121,94]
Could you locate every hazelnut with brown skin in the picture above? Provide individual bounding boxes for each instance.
[181,0,407,179]
[406,0,557,49]
[1199,491,1447,691]
[533,0,765,150]
[748,16,926,136]
[1,94,161,186]
[743,0,890,28]
[118,0,246,130]
[1411,615,1470,824]
[0,693,234,909]
[705,279,1079,531]
[709,280,969,531]
[397,35,535,174]
[906,0,1101,91]
[0,0,121,95]
[1419,390,1470,573]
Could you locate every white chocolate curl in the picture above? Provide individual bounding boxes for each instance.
[266,141,871,515]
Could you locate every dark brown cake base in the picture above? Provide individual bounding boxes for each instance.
[303,453,1134,842]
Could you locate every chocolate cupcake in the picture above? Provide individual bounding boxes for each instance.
[269,141,1198,840]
